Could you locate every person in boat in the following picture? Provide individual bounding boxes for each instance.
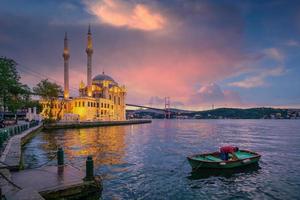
[220,146,239,161]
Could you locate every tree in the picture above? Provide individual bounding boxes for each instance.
[33,79,63,120]
[0,57,31,112]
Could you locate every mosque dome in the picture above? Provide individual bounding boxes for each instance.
[92,72,117,85]
[93,73,114,81]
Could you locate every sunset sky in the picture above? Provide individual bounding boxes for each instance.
[1,0,300,110]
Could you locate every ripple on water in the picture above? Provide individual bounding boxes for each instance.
[23,120,300,200]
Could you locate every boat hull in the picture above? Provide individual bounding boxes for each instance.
[187,150,261,170]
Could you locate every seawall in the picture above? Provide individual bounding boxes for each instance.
[0,123,43,171]
[43,119,152,129]
[0,123,102,200]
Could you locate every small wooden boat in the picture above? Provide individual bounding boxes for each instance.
[187,150,261,171]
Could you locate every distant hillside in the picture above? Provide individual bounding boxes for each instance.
[127,107,296,119]
[190,107,288,119]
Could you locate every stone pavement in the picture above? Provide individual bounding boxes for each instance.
[12,165,84,192]
[0,123,101,199]
[0,124,43,170]
[11,165,101,199]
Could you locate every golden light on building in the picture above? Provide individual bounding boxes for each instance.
[40,25,126,121]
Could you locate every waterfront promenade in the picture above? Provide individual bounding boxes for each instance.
[1,123,43,170]
[0,119,151,199]
[0,122,102,199]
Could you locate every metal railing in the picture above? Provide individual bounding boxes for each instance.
[0,121,40,148]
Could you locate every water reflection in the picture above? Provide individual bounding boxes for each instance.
[188,163,261,180]
[40,126,127,167]
[23,120,300,200]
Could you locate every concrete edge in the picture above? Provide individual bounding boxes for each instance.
[0,124,43,171]
[39,178,102,200]
[43,119,152,129]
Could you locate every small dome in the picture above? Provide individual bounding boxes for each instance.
[92,72,118,86]
[92,73,115,82]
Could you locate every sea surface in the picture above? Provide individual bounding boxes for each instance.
[23,120,300,200]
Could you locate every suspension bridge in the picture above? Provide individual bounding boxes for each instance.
[126,97,191,119]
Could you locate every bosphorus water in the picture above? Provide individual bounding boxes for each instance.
[23,120,300,199]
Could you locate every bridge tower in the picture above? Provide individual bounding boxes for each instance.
[164,97,171,119]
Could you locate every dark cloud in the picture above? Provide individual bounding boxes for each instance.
[0,0,299,108]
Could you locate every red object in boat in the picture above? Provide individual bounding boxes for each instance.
[220,146,237,153]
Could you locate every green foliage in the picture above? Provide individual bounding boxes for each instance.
[33,79,63,120]
[33,79,63,99]
[130,107,289,119]
[192,107,288,119]
[0,57,31,112]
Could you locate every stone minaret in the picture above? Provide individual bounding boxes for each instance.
[86,24,93,97]
[63,32,70,99]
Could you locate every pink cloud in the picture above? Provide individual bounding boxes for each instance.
[188,83,243,109]
[228,66,285,89]
[264,48,284,63]
[284,39,300,47]
[16,1,256,108]
[83,0,165,31]
[106,41,251,105]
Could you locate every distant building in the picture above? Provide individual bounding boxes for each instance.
[40,26,126,121]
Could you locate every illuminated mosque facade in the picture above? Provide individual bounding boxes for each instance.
[41,26,126,121]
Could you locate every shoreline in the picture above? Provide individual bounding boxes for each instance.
[43,119,152,129]
[0,123,43,170]
[0,122,103,199]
